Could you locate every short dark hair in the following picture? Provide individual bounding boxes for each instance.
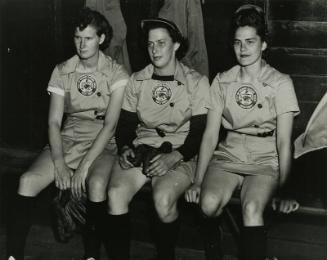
[73,7,113,50]
[141,18,188,60]
[230,4,268,43]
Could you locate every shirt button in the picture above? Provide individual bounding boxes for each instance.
[97,92,101,97]
[170,102,174,107]
[257,103,262,109]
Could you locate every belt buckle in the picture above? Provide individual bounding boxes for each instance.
[95,115,105,120]
[257,130,274,137]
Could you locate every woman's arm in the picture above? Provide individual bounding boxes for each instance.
[48,93,72,190]
[276,112,294,187]
[146,114,207,177]
[185,109,222,203]
[196,110,221,184]
[72,85,126,197]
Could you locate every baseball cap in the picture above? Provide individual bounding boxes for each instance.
[235,4,264,14]
[141,17,183,38]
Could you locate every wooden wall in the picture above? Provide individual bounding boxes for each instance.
[264,0,327,204]
[267,0,327,136]
[0,0,326,205]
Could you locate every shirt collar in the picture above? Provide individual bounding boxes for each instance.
[59,51,111,76]
[220,60,275,86]
[134,61,187,85]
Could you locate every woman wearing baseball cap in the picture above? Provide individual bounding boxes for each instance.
[185,4,299,260]
[105,17,210,260]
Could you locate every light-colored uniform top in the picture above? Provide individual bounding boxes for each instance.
[46,51,129,169]
[209,62,300,176]
[122,61,210,149]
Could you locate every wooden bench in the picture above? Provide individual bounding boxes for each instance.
[1,146,327,259]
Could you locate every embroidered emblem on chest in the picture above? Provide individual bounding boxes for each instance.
[152,83,172,105]
[235,85,257,109]
[77,75,97,96]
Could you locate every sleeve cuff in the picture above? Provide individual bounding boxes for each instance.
[47,86,65,96]
[110,79,129,93]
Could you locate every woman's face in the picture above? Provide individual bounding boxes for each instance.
[147,28,180,72]
[74,25,104,60]
[233,25,267,67]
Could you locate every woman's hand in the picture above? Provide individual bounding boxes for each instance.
[119,147,135,169]
[272,198,300,214]
[146,151,182,177]
[71,165,89,198]
[54,161,73,191]
[185,183,201,204]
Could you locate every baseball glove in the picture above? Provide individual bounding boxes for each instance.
[128,141,173,175]
[52,189,87,243]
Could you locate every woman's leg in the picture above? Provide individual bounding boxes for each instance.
[106,161,148,260]
[7,149,55,260]
[83,150,116,260]
[240,175,278,260]
[151,164,194,260]
[200,169,243,260]
[201,170,242,217]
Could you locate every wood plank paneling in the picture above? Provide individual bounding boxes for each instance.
[269,21,327,48]
[267,48,327,76]
[292,76,327,102]
[293,101,320,136]
[268,0,327,21]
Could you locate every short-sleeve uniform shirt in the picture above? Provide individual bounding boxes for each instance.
[209,62,299,176]
[122,62,210,149]
[47,51,129,169]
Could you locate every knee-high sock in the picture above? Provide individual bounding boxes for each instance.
[241,226,267,260]
[104,213,130,260]
[6,194,34,260]
[83,200,106,259]
[200,216,223,260]
[154,217,180,260]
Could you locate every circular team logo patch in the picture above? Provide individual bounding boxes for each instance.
[77,75,97,96]
[235,85,257,109]
[152,84,172,105]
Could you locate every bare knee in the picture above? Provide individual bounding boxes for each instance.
[153,190,177,222]
[87,175,107,201]
[107,185,131,214]
[242,200,264,225]
[18,172,42,197]
[200,192,225,217]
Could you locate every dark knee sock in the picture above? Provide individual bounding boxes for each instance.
[200,216,223,260]
[83,200,107,259]
[6,194,34,260]
[154,217,180,260]
[241,226,267,260]
[104,213,130,260]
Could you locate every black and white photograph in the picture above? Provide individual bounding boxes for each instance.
[0,0,326,259]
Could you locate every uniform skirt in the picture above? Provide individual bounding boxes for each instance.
[209,131,279,177]
[44,117,117,170]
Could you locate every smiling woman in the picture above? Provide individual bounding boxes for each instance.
[185,4,300,260]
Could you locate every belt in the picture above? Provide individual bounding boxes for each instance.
[95,115,105,120]
[155,128,165,137]
[257,129,275,137]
